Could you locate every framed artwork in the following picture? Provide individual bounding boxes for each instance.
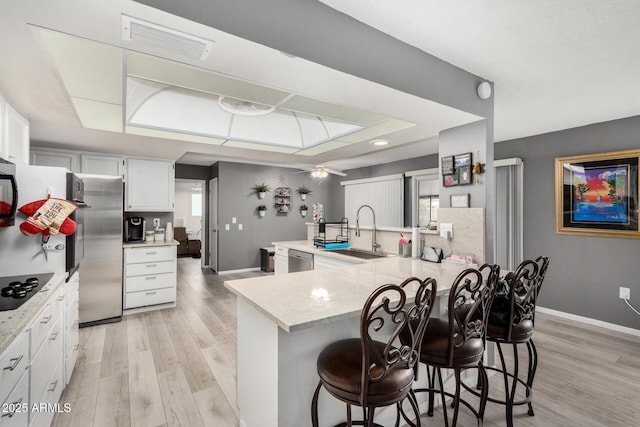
[455,152,472,168]
[555,149,639,239]
[443,171,459,187]
[441,156,454,175]
[458,165,472,185]
[450,193,470,208]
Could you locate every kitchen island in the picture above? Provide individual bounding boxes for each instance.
[225,249,470,427]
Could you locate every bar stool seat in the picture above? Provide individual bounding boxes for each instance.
[317,339,415,405]
[419,318,485,367]
[486,319,533,343]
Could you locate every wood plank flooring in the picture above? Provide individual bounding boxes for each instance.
[53,258,640,426]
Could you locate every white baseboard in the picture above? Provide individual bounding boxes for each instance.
[218,267,261,275]
[537,306,640,337]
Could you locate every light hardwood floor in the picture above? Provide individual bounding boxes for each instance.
[54,258,640,427]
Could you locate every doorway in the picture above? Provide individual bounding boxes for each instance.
[174,178,206,268]
[208,177,218,272]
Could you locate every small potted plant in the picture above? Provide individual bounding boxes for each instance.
[299,204,308,217]
[257,205,267,217]
[296,185,312,201]
[254,183,271,199]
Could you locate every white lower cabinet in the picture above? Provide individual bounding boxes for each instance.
[313,254,359,270]
[0,367,29,427]
[0,280,73,427]
[274,246,288,275]
[64,273,79,385]
[124,245,177,310]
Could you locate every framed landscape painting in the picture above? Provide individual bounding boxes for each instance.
[555,149,640,239]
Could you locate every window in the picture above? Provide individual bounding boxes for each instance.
[406,168,439,227]
[191,193,202,217]
[418,195,439,227]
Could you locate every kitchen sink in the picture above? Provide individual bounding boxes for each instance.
[327,248,388,259]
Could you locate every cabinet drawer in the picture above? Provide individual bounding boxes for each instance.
[51,287,64,326]
[30,316,63,405]
[65,299,79,331]
[275,246,288,257]
[65,325,79,386]
[125,246,176,264]
[125,272,176,293]
[126,260,175,277]
[29,355,63,427]
[30,303,52,358]
[0,368,29,427]
[125,287,176,309]
[0,331,28,405]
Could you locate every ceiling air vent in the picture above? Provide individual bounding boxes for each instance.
[122,15,214,60]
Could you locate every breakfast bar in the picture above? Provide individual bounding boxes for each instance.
[225,255,469,427]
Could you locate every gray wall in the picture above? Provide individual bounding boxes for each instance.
[495,115,640,329]
[217,161,342,271]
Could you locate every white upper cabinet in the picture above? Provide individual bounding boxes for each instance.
[30,148,79,172]
[0,96,30,164]
[80,153,125,177]
[125,157,175,212]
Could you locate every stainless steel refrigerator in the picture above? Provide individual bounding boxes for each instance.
[77,174,123,326]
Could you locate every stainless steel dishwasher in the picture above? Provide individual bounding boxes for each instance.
[288,249,314,272]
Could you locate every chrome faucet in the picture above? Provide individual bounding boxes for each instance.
[355,204,381,252]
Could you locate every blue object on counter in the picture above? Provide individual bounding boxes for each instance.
[325,243,351,249]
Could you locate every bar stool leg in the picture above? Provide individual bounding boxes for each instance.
[506,343,520,427]
[311,381,321,427]
[451,368,462,426]
[436,367,450,427]
[478,360,489,426]
[526,340,538,416]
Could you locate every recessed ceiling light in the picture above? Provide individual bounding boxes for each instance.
[370,139,389,146]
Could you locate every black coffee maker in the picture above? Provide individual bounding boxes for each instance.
[124,217,146,242]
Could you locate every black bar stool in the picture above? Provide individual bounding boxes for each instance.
[482,256,550,427]
[411,264,500,427]
[311,276,437,427]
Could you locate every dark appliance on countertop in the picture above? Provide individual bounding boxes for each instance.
[124,216,146,242]
[313,218,349,247]
[66,173,87,278]
[0,273,54,311]
[0,160,18,228]
[76,174,123,327]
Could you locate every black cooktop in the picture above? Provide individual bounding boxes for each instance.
[0,273,54,312]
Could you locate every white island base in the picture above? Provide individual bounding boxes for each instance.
[237,298,426,427]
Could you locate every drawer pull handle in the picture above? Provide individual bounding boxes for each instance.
[146,276,157,280]
[146,252,157,255]
[146,264,157,268]
[1,397,23,418]
[50,332,59,341]
[73,344,80,351]
[48,380,59,392]
[3,355,23,371]
[41,315,52,324]
[146,291,157,295]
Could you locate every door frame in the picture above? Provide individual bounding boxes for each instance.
[208,177,218,272]
[174,178,207,268]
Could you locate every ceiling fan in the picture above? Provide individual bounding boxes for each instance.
[294,165,347,178]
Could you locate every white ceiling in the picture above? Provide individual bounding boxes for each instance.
[319,0,640,143]
[2,1,638,171]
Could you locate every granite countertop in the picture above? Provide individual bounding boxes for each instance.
[0,272,66,354]
[225,250,468,333]
[123,239,179,248]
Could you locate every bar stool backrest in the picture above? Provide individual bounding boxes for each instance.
[447,264,501,366]
[359,276,437,404]
[502,256,550,340]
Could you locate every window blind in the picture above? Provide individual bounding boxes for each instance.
[342,174,404,227]
[494,158,523,271]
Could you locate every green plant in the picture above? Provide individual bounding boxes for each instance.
[299,205,308,211]
[257,205,267,211]
[296,186,312,195]
[254,183,271,193]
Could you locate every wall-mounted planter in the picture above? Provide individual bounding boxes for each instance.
[257,205,267,217]
[258,192,266,199]
[300,193,307,201]
[296,186,311,201]
[254,183,271,199]
[300,205,308,217]
[259,210,266,217]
